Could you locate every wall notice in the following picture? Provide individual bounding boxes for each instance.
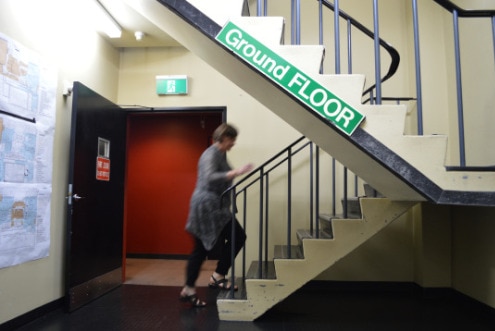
[0,32,56,268]
[96,157,110,181]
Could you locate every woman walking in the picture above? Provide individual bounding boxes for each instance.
[180,123,253,307]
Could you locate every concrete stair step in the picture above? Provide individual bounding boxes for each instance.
[246,260,277,279]
[230,16,285,45]
[215,277,247,300]
[274,245,304,260]
[187,0,245,26]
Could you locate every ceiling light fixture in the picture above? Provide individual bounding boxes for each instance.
[134,31,145,41]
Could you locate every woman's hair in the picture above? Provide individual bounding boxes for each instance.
[213,123,238,142]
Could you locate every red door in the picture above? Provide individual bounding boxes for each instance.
[125,111,223,256]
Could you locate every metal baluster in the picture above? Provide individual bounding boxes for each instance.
[334,0,341,73]
[453,9,466,166]
[373,0,382,104]
[287,147,292,258]
[412,0,424,135]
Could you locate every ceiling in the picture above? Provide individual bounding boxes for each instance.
[99,0,495,49]
[98,0,181,48]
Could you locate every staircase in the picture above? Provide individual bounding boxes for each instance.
[122,0,495,321]
[126,0,495,205]
[217,198,415,321]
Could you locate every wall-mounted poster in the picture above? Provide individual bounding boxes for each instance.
[0,32,56,268]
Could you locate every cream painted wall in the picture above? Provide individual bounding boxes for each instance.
[116,44,416,284]
[456,18,495,165]
[1,0,495,326]
[413,203,452,288]
[316,212,415,282]
[452,206,495,310]
[117,46,375,268]
[117,46,307,266]
[117,47,300,172]
[0,0,120,325]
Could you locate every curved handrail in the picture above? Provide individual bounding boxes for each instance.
[433,0,495,17]
[320,0,401,97]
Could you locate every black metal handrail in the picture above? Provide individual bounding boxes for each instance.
[319,0,401,97]
[222,136,320,296]
[433,0,495,17]
[222,136,307,191]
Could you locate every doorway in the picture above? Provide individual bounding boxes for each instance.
[124,109,223,283]
[67,84,222,309]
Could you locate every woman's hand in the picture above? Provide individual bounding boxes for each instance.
[237,163,254,176]
[227,163,254,180]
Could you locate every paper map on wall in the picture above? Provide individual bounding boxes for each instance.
[0,32,56,268]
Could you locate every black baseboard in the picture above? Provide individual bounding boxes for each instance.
[126,253,189,260]
[303,280,495,322]
[304,280,462,298]
[0,298,63,331]
[304,280,419,293]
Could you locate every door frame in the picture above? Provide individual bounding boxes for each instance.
[122,106,226,276]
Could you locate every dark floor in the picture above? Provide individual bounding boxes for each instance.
[11,284,495,331]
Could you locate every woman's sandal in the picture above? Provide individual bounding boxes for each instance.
[179,293,206,307]
[208,275,238,291]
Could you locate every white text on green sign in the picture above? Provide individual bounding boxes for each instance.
[156,75,188,95]
[216,21,365,135]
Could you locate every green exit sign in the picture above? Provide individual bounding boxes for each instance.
[156,75,188,95]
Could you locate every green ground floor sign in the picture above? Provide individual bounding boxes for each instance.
[216,21,365,135]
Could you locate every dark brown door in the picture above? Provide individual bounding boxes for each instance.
[65,82,127,312]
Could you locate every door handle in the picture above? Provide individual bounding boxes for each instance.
[66,193,85,204]
[73,194,84,201]
[66,185,85,205]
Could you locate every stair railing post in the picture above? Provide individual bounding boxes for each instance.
[242,191,247,279]
[347,14,358,197]
[492,15,495,68]
[319,0,324,46]
[229,187,236,298]
[264,172,269,264]
[412,0,424,135]
[315,146,320,237]
[334,0,341,73]
[452,9,466,167]
[354,175,358,196]
[331,158,336,216]
[343,167,348,218]
[287,146,292,258]
[372,0,382,104]
[291,0,301,45]
[258,167,264,278]
[347,17,352,74]
[310,142,314,234]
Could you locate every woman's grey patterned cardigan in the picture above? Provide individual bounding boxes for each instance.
[185,144,233,250]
